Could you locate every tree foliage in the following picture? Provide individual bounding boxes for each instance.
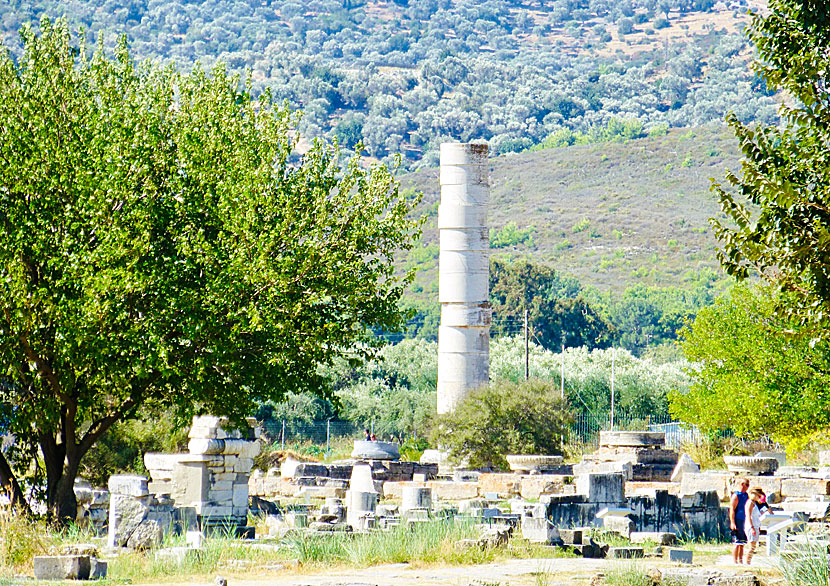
[711,0,830,331]
[431,378,574,470]
[670,284,830,448]
[489,257,614,350]
[0,0,779,169]
[0,20,420,521]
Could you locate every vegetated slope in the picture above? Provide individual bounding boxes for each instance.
[1,0,774,170]
[400,124,739,296]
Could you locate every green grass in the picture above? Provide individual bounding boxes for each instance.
[779,540,830,586]
[603,562,657,586]
[102,519,567,580]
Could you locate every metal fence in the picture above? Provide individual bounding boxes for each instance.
[260,413,706,452]
[568,412,703,449]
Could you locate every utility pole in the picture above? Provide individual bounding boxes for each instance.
[560,332,566,399]
[524,308,529,381]
[610,346,616,430]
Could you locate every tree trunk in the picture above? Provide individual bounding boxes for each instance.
[0,450,32,516]
[52,468,79,525]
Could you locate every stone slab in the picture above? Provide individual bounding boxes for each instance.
[521,516,560,543]
[575,473,624,504]
[599,431,665,447]
[33,555,91,580]
[781,477,830,497]
[667,549,694,564]
[679,472,732,500]
[519,475,569,500]
[477,473,522,498]
[108,475,149,497]
[630,531,676,545]
[607,546,644,559]
[625,481,679,498]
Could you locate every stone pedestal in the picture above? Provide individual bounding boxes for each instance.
[401,486,432,512]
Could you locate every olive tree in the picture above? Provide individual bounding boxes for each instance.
[0,20,420,522]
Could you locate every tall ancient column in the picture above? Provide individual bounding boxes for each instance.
[437,143,491,415]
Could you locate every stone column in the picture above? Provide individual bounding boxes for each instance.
[437,142,491,415]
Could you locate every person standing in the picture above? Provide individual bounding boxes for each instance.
[729,478,750,563]
[744,488,765,565]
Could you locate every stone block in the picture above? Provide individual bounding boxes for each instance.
[147,481,173,496]
[232,487,249,508]
[608,546,644,559]
[108,493,150,548]
[566,543,603,558]
[296,486,346,499]
[144,453,183,473]
[630,531,676,545]
[680,472,731,500]
[572,461,633,481]
[575,473,624,504]
[457,499,487,514]
[559,528,583,545]
[432,481,479,501]
[33,555,91,580]
[521,516,559,543]
[781,477,830,497]
[188,438,225,455]
[671,454,700,483]
[295,463,330,478]
[603,515,634,538]
[234,458,254,474]
[208,490,233,503]
[402,486,432,512]
[211,480,233,492]
[478,473,522,498]
[200,505,233,517]
[625,481,679,498]
[744,476,783,497]
[108,475,149,497]
[90,558,107,579]
[189,415,225,437]
[520,475,568,500]
[600,431,665,447]
[453,470,480,483]
[127,520,162,550]
[668,548,694,563]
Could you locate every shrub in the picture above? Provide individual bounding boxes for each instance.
[431,378,574,470]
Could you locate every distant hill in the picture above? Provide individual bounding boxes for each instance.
[400,124,740,296]
[1,0,774,170]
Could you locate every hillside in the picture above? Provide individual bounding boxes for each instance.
[2,0,774,170]
[400,124,739,296]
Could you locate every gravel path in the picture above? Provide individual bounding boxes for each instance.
[132,554,772,586]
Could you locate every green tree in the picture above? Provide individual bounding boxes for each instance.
[670,284,830,448]
[0,21,420,522]
[489,258,613,350]
[431,378,573,470]
[711,0,830,332]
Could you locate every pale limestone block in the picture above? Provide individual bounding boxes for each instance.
[235,458,254,474]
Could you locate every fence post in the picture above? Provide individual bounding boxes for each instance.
[326,419,331,457]
[281,419,285,451]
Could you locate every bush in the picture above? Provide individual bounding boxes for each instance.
[431,378,574,470]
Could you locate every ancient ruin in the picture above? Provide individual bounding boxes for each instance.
[436,142,491,415]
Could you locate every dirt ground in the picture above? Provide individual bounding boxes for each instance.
[133,551,777,586]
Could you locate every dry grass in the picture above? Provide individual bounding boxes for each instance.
[401,124,739,297]
[0,507,54,575]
